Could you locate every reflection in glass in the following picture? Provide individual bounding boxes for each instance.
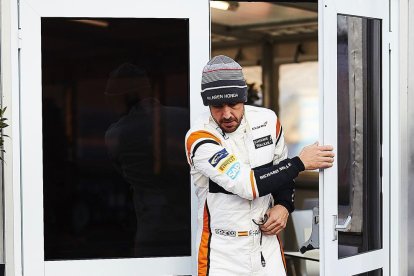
[337,15,382,258]
[42,18,190,260]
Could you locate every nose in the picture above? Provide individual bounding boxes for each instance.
[222,105,232,119]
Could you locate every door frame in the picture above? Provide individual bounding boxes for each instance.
[318,0,396,275]
[14,0,210,275]
[1,0,23,275]
[397,1,411,275]
[2,0,402,275]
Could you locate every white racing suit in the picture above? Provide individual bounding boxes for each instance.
[185,105,304,276]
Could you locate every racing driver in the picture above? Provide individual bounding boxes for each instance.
[185,55,334,276]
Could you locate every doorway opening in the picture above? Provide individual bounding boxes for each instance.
[211,2,383,276]
[211,2,319,274]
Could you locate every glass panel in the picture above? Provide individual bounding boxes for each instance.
[353,268,383,276]
[243,66,263,106]
[42,18,190,260]
[337,14,382,258]
[279,62,319,158]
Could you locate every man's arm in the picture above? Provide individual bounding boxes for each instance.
[261,142,335,235]
[186,130,334,201]
[271,119,295,212]
[186,130,305,200]
[273,187,295,213]
[262,118,295,234]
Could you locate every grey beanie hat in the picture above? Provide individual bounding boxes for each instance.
[201,55,247,106]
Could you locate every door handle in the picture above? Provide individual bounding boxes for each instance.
[335,215,352,231]
[333,215,352,240]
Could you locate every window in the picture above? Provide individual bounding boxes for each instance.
[337,14,382,258]
[42,18,191,260]
[279,62,319,158]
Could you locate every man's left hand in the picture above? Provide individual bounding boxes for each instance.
[260,205,289,235]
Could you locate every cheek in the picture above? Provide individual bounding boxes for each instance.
[211,111,222,122]
[234,111,243,121]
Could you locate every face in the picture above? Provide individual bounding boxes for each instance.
[209,103,244,133]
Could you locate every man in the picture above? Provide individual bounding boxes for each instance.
[185,55,334,275]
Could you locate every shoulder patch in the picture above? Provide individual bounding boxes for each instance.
[218,154,237,173]
[253,135,273,149]
[226,162,241,179]
[208,148,229,167]
[252,121,268,130]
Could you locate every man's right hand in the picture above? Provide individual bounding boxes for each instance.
[298,142,334,170]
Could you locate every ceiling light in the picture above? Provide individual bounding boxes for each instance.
[210,1,239,11]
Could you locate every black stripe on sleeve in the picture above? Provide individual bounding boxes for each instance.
[275,126,283,145]
[254,156,304,197]
[191,139,220,161]
[209,179,234,195]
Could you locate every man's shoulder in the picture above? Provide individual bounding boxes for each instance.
[245,104,276,115]
[245,105,277,120]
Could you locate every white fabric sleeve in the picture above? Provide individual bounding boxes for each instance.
[191,142,258,201]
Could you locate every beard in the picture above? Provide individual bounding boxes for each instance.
[217,114,243,133]
[210,104,245,134]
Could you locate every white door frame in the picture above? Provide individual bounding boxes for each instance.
[319,0,393,275]
[16,0,210,275]
[1,0,23,275]
[391,0,402,275]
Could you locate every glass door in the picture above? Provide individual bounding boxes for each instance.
[19,0,209,275]
[319,0,390,275]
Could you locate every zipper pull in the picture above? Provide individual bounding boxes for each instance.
[261,251,266,267]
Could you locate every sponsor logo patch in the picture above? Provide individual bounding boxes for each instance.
[218,154,237,172]
[215,229,237,237]
[259,162,292,180]
[207,93,239,100]
[252,121,268,130]
[253,135,273,149]
[214,229,260,237]
[208,148,229,167]
[226,162,241,180]
[248,229,261,236]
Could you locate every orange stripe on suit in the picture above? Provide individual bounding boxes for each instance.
[277,234,287,272]
[250,170,257,199]
[186,130,221,163]
[276,118,282,140]
[198,202,211,276]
